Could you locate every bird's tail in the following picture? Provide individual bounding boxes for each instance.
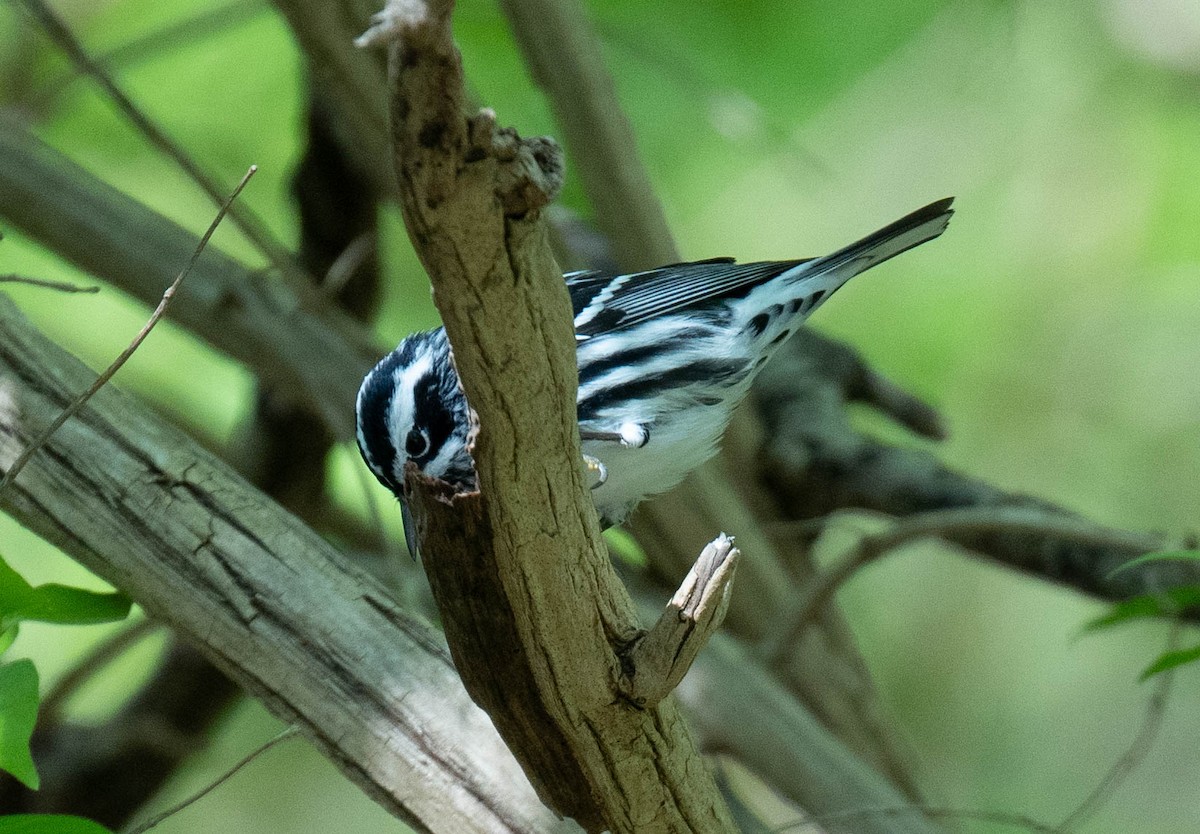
[804,197,955,286]
[759,196,954,331]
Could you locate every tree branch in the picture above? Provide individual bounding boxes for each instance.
[495,0,678,268]
[493,0,925,798]
[16,0,297,279]
[752,332,1191,603]
[0,118,372,438]
[0,295,573,834]
[362,2,734,830]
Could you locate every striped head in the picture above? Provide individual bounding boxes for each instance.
[355,329,475,498]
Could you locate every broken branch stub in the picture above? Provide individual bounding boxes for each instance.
[622,535,740,708]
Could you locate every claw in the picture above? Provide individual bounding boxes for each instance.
[583,454,608,489]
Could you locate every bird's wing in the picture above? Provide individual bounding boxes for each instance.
[567,197,954,339]
[568,258,809,339]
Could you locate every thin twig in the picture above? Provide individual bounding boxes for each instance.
[30,0,266,108]
[0,274,100,293]
[90,0,265,78]
[0,165,257,496]
[39,618,161,724]
[17,0,295,279]
[773,805,1059,833]
[320,232,376,299]
[121,725,301,834]
[1056,623,1182,833]
[765,507,1160,663]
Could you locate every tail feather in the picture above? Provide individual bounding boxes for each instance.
[736,198,954,350]
[806,197,955,281]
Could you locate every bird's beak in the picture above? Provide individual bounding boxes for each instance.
[400,498,420,562]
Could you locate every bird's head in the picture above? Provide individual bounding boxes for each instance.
[355,329,475,555]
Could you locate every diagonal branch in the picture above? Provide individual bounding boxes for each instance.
[0,165,256,496]
[752,332,1187,603]
[495,0,677,268]
[0,118,372,438]
[17,0,298,282]
[0,295,573,834]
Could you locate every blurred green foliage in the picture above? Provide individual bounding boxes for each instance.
[1,0,1199,831]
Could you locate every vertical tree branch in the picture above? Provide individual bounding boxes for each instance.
[361,2,735,831]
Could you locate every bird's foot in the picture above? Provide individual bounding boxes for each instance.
[583,454,608,489]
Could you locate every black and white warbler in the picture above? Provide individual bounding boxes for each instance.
[357,198,954,554]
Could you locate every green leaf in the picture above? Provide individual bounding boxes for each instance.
[0,660,39,789]
[14,585,131,627]
[0,626,18,657]
[0,815,115,834]
[0,560,35,631]
[1141,643,1200,680]
[1108,549,1200,578]
[1083,585,1200,632]
[0,555,129,630]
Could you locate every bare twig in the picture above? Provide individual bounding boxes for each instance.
[16,1,295,279]
[38,618,161,724]
[0,121,373,439]
[0,275,100,293]
[0,165,257,496]
[764,507,1164,663]
[1056,624,1181,833]
[0,296,573,833]
[775,805,1059,833]
[122,725,301,834]
[86,1,265,80]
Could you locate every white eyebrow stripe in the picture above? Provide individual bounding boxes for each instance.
[388,352,431,483]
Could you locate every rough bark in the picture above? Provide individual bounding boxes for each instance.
[361,2,735,830]
[0,295,574,834]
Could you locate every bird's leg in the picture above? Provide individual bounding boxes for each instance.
[580,422,647,489]
[580,422,650,448]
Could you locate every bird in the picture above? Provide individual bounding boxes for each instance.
[356,197,954,556]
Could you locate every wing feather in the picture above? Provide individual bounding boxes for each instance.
[568,197,954,339]
[570,259,809,338]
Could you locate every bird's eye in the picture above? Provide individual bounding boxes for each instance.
[405,428,430,458]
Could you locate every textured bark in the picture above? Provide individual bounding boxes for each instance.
[492,0,927,799]
[0,295,573,834]
[364,2,735,830]
[1,6,1186,828]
